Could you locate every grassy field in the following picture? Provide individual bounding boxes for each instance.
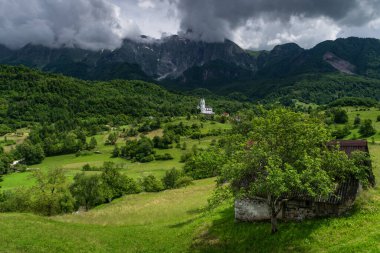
[0,119,230,190]
[338,107,380,141]
[0,145,379,253]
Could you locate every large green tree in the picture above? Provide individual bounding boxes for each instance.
[70,173,104,211]
[220,108,360,233]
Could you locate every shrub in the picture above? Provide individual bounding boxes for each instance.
[184,148,226,179]
[162,168,193,189]
[332,109,348,124]
[139,154,155,163]
[354,114,361,126]
[174,176,193,188]
[359,119,376,137]
[82,163,101,171]
[76,150,93,157]
[155,153,173,161]
[141,175,164,192]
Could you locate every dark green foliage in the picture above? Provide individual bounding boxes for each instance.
[81,164,101,171]
[112,145,120,158]
[105,133,118,145]
[0,152,12,174]
[100,162,140,202]
[354,114,361,127]
[154,153,173,161]
[359,119,377,137]
[152,134,176,149]
[0,124,12,136]
[350,151,376,187]
[332,125,351,139]
[332,108,349,124]
[377,115,380,122]
[328,97,378,107]
[88,137,97,150]
[162,168,192,189]
[0,65,245,131]
[0,168,75,215]
[70,173,104,210]
[183,148,227,179]
[15,140,45,165]
[120,137,155,162]
[141,175,164,192]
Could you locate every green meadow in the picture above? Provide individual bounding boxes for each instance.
[0,144,379,253]
[0,112,379,252]
[0,119,229,190]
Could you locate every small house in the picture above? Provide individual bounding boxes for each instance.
[235,140,373,222]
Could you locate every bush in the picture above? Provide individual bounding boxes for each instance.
[359,119,376,137]
[75,150,93,157]
[139,154,155,163]
[15,140,45,165]
[174,176,193,188]
[162,168,182,189]
[0,188,32,212]
[180,153,192,163]
[162,168,193,189]
[184,148,226,179]
[141,175,164,192]
[82,163,101,171]
[354,114,361,126]
[100,162,140,202]
[377,115,380,122]
[332,109,348,124]
[332,125,351,139]
[155,153,173,161]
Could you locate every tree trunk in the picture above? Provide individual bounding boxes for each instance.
[271,214,278,234]
[269,195,279,234]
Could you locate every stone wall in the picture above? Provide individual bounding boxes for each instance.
[235,198,355,222]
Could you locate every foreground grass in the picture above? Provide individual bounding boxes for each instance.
[0,145,379,252]
[0,178,216,253]
[191,144,380,253]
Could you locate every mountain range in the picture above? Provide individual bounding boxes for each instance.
[0,35,380,103]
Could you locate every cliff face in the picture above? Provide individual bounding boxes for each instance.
[1,36,380,92]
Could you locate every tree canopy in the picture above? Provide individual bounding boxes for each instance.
[219,108,364,233]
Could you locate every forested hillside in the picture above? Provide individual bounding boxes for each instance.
[0,65,248,131]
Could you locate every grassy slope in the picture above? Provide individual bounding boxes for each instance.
[0,178,216,253]
[0,145,379,253]
[191,144,380,253]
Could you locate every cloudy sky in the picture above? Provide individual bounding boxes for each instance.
[1,0,380,50]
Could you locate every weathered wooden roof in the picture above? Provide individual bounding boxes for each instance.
[328,140,369,156]
[288,177,359,205]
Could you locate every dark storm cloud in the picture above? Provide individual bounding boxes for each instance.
[174,0,380,41]
[0,0,139,50]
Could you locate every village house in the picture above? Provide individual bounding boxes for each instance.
[235,140,374,222]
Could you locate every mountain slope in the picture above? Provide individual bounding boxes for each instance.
[1,36,380,103]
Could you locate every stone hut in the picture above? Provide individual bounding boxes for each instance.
[235,140,372,222]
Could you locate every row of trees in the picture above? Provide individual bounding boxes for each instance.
[0,163,192,214]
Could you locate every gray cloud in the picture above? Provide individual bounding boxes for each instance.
[1,0,380,51]
[0,0,140,50]
[174,0,380,43]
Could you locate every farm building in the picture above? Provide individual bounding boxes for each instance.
[235,140,374,222]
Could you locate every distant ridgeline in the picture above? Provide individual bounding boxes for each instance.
[1,36,380,104]
[0,65,248,130]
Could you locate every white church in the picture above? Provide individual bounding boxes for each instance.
[198,98,214,115]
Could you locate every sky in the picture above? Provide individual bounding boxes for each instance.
[1,0,380,51]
